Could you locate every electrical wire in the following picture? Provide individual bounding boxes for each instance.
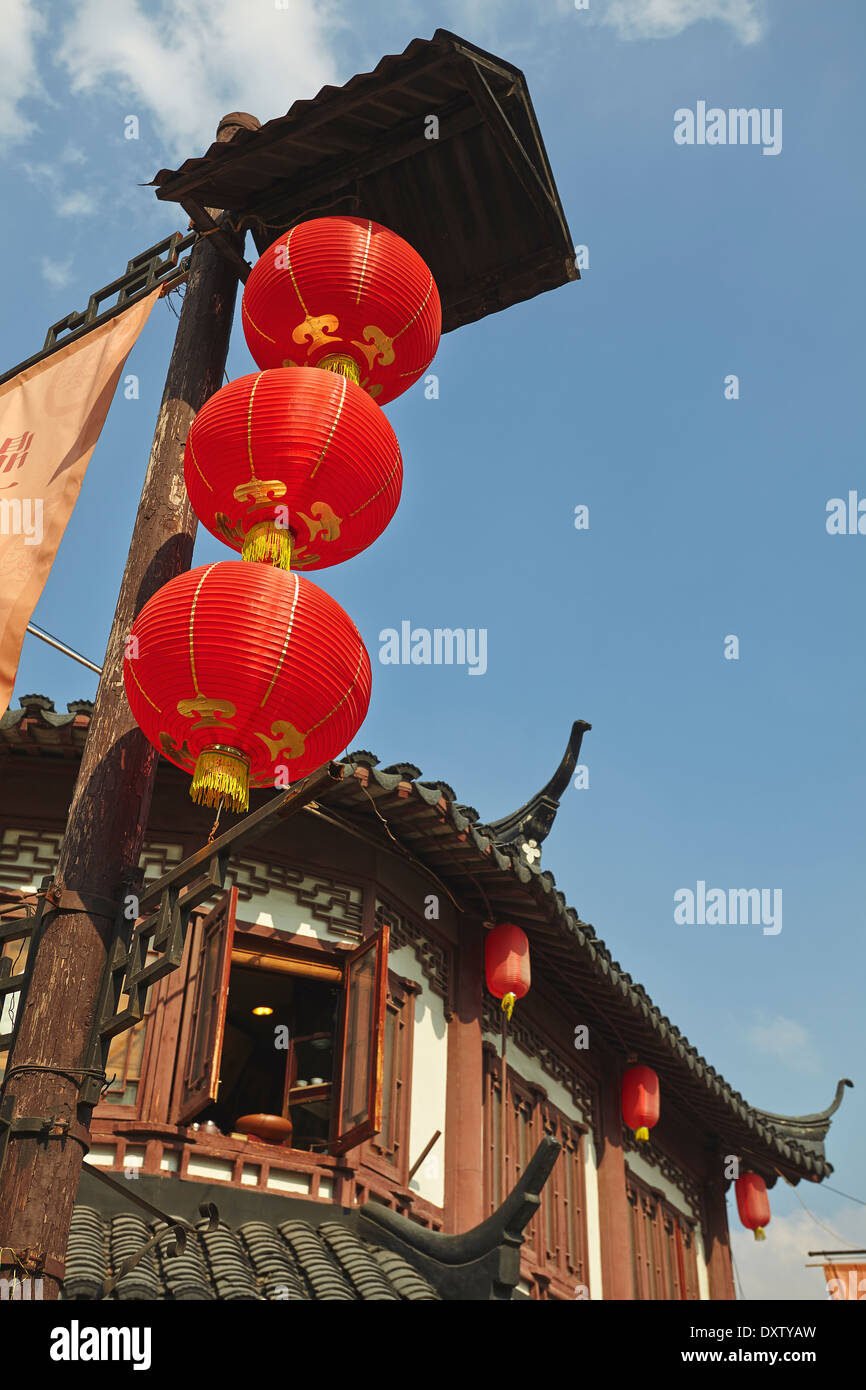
[819,1182,866,1208]
[786,1182,863,1249]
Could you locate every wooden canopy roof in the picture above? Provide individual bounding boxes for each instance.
[149,29,578,334]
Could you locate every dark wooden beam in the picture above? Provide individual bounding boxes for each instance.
[0,113,259,1299]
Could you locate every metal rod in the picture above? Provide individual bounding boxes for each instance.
[807,1249,866,1257]
[25,624,102,675]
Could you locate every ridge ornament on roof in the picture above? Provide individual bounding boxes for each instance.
[477,719,591,859]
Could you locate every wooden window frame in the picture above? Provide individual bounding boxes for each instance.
[167,892,389,1159]
[331,923,390,1155]
[360,971,417,1187]
[482,1045,590,1297]
[626,1171,700,1301]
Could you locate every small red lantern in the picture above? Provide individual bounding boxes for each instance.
[242,216,441,405]
[622,1064,660,1142]
[485,923,531,1020]
[124,561,371,812]
[184,367,402,570]
[736,1171,771,1241]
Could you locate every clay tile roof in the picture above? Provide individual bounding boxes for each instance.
[62,1207,439,1302]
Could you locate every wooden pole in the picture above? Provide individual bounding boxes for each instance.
[0,112,259,1298]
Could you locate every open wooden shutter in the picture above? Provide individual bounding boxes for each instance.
[170,886,238,1125]
[331,921,389,1155]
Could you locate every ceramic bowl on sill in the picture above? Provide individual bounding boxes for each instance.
[234,1113,293,1145]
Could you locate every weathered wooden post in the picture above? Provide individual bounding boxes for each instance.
[0,112,259,1298]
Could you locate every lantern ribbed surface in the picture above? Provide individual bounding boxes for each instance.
[242,216,441,405]
[735,1172,771,1240]
[123,561,371,811]
[184,367,402,570]
[485,923,531,1008]
[622,1064,660,1141]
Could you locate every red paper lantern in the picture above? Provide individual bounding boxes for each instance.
[485,923,531,1019]
[735,1172,771,1241]
[124,561,371,812]
[184,368,402,570]
[622,1064,660,1141]
[242,216,441,405]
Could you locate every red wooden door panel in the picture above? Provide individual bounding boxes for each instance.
[170,886,238,1125]
[331,921,389,1155]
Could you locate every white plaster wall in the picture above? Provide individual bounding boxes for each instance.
[389,943,448,1208]
[625,1149,711,1300]
[583,1132,604,1300]
[233,882,360,946]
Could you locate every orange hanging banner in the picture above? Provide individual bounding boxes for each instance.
[823,1263,866,1301]
[0,289,160,715]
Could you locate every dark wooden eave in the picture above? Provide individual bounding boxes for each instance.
[148,29,578,334]
[1,698,850,1186]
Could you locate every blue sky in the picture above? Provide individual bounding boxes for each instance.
[1,0,864,1297]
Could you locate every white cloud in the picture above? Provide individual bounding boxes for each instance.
[731,1203,866,1300]
[56,189,98,217]
[601,0,766,44]
[40,255,74,289]
[746,1016,821,1074]
[54,0,345,162]
[0,0,48,148]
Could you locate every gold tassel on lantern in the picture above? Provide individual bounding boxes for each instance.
[191,746,251,813]
[635,1126,650,1142]
[317,352,361,385]
[754,1227,767,1242]
[241,520,293,570]
[501,992,516,1022]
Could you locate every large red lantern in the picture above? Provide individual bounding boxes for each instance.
[242,216,441,405]
[622,1064,660,1142]
[485,923,531,1020]
[124,561,371,812]
[184,367,402,570]
[735,1172,771,1241]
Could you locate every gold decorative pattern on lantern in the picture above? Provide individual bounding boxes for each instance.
[352,325,395,372]
[233,478,288,512]
[292,313,340,356]
[255,720,307,761]
[215,512,246,547]
[176,692,237,731]
[159,730,194,768]
[295,501,342,546]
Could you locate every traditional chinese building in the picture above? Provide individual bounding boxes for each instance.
[0,695,850,1300]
